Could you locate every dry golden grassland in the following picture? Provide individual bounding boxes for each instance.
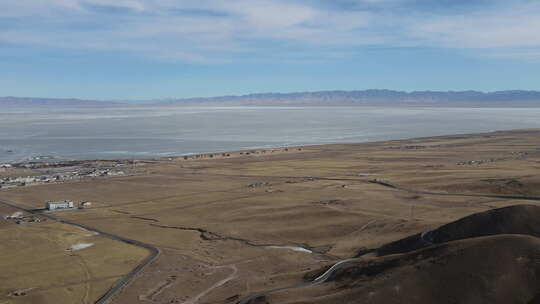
[0,204,149,304]
[1,129,539,303]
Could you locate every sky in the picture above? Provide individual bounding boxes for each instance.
[1,0,540,100]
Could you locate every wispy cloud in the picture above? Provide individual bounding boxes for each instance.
[409,2,540,49]
[1,0,539,62]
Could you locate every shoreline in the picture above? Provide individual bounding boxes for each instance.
[2,127,540,303]
[2,128,539,167]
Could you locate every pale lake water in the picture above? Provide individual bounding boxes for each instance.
[1,106,540,163]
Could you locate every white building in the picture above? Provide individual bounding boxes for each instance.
[46,200,74,211]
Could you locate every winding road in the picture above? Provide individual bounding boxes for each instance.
[237,258,360,304]
[237,178,540,304]
[4,176,540,304]
[0,199,160,304]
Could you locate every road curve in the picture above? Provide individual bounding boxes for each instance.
[236,178,540,304]
[311,258,358,283]
[237,258,360,304]
[0,199,160,304]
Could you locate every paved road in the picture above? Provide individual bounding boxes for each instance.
[5,177,538,304]
[237,179,540,304]
[420,230,434,244]
[237,258,360,304]
[0,199,160,304]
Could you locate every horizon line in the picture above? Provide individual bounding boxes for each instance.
[3,88,540,102]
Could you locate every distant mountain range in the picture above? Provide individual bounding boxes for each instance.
[0,97,118,107]
[3,90,540,107]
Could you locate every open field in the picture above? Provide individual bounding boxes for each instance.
[1,129,540,303]
[0,204,149,304]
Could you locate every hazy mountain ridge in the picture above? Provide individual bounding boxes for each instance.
[0,96,118,107]
[3,90,540,107]
[171,90,540,106]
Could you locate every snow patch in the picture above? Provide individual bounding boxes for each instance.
[68,243,94,251]
[266,246,313,253]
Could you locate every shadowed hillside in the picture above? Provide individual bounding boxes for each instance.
[300,235,540,304]
[265,205,540,304]
[376,204,540,256]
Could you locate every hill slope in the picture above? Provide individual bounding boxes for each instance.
[253,205,540,304]
[290,235,540,304]
[377,204,540,256]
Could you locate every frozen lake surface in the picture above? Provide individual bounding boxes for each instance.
[2,106,540,163]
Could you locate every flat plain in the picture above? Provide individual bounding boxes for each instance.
[1,129,540,304]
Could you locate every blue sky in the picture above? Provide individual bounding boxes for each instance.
[1,0,540,99]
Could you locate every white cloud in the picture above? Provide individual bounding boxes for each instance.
[0,0,80,17]
[409,3,540,49]
[1,0,540,62]
[227,0,318,29]
[83,0,146,11]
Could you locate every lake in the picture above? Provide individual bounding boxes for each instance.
[1,106,540,163]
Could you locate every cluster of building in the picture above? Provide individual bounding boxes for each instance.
[387,145,428,150]
[0,168,125,189]
[14,216,44,225]
[0,174,71,189]
[3,212,45,225]
[14,158,145,170]
[247,182,271,188]
[456,152,529,166]
[180,147,303,161]
[456,159,498,166]
[85,168,125,177]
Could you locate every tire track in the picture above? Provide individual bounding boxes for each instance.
[183,265,238,304]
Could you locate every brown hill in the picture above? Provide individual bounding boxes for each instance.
[281,235,540,304]
[376,204,540,256]
[259,205,540,304]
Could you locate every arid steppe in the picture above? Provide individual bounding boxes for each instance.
[1,129,540,304]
